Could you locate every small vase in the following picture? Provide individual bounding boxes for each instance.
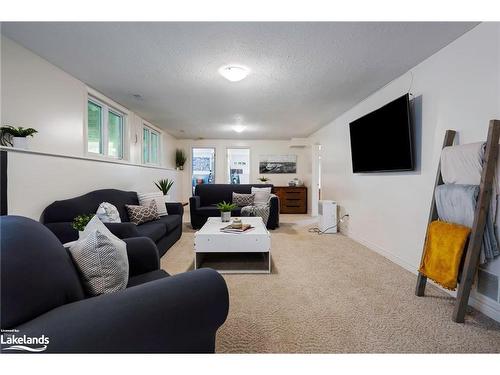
[221,211,231,222]
[13,137,28,149]
[179,165,184,171]
[78,231,84,238]
[163,194,171,203]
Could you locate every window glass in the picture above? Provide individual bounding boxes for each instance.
[87,101,102,153]
[150,131,159,164]
[143,128,150,163]
[108,111,123,158]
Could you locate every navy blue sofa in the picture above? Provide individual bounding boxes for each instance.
[41,189,183,257]
[189,184,280,230]
[0,216,229,353]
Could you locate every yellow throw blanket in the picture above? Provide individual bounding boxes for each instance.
[419,220,470,290]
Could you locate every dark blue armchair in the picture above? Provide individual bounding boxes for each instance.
[0,216,229,353]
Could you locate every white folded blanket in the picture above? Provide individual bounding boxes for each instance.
[440,141,499,263]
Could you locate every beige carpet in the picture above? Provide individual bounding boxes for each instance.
[161,215,500,353]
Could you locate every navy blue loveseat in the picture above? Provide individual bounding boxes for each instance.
[41,189,183,257]
[189,184,280,230]
[0,216,229,353]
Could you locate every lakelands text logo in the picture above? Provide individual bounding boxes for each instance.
[1,329,49,352]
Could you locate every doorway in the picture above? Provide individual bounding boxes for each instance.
[227,148,250,184]
[192,147,216,194]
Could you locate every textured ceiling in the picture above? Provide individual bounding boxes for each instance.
[2,22,478,139]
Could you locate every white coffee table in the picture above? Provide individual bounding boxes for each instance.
[194,217,271,274]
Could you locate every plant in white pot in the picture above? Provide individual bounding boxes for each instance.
[72,214,93,238]
[216,201,237,222]
[0,125,38,149]
[175,149,187,171]
[154,178,174,202]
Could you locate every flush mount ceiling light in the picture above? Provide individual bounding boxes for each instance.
[232,125,246,133]
[218,65,250,82]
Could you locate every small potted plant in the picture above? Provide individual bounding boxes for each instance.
[216,201,237,222]
[154,178,174,202]
[72,214,94,238]
[176,149,187,170]
[0,125,38,149]
[258,176,270,183]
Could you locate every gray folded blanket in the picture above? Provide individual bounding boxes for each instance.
[435,184,500,264]
[241,204,270,226]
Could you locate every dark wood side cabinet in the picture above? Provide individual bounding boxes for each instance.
[273,186,307,214]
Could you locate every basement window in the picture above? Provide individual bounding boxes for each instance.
[87,97,125,159]
[143,125,160,165]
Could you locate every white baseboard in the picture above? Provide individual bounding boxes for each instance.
[344,229,500,323]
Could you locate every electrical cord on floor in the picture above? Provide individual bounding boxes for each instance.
[308,214,349,235]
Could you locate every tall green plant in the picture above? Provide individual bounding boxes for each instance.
[175,149,187,168]
[154,178,174,195]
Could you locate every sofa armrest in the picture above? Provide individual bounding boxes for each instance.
[15,269,229,353]
[104,222,140,239]
[123,237,160,277]
[44,222,78,244]
[166,202,184,216]
[189,196,200,211]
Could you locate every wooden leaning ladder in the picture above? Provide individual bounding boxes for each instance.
[415,119,500,323]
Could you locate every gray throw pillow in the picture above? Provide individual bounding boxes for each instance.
[69,230,129,296]
[232,192,255,207]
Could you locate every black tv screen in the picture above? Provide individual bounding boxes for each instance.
[349,94,414,173]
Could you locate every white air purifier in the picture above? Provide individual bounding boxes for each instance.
[318,200,337,233]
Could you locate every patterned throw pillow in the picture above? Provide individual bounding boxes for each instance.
[69,217,129,296]
[232,192,255,207]
[126,200,159,225]
[137,191,168,216]
[96,202,121,223]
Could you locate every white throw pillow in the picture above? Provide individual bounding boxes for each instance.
[96,202,121,223]
[137,192,168,216]
[69,216,129,296]
[251,187,272,205]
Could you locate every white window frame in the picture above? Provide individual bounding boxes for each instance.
[86,94,126,160]
[142,123,161,166]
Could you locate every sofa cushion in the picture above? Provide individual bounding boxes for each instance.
[157,215,182,232]
[136,221,166,242]
[127,269,169,288]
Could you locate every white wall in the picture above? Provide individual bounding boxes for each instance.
[6,150,182,220]
[176,139,311,203]
[1,35,182,219]
[0,35,178,169]
[308,22,500,320]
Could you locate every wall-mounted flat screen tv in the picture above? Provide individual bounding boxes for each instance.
[349,94,414,173]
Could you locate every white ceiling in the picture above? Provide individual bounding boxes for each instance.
[2,22,477,139]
